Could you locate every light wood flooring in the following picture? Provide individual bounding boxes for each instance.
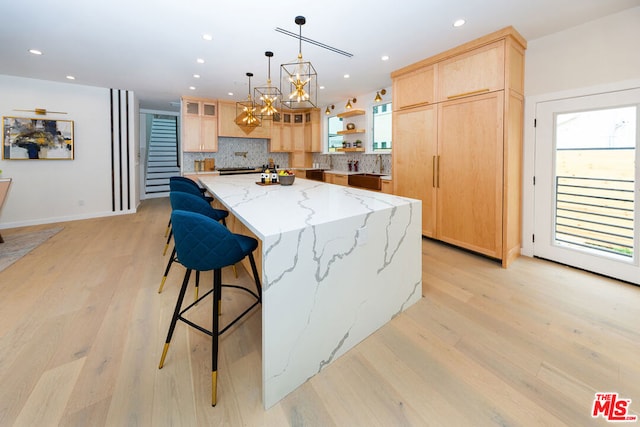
[0,197,638,426]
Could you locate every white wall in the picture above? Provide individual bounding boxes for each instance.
[0,75,138,228]
[521,7,640,256]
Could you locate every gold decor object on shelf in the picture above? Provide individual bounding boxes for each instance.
[280,16,318,109]
[236,72,261,127]
[254,51,281,120]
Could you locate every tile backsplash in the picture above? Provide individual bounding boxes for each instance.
[312,153,392,175]
[182,137,392,175]
[183,137,289,173]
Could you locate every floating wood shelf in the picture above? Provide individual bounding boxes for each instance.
[337,109,365,118]
[336,129,365,135]
[336,147,365,152]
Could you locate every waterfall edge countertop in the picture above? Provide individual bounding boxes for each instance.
[197,174,422,409]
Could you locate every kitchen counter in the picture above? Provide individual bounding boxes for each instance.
[197,174,421,408]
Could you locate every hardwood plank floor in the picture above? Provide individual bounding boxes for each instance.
[0,197,638,426]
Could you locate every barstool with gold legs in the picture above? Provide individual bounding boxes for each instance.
[158,191,228,300]
[158,209,262,406]
[163,177,215,256]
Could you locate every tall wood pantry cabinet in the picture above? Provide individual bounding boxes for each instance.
[391,26,526,267]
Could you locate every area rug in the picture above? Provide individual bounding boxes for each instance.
[0,227,63,273]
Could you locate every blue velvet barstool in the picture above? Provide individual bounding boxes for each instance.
[158,191,229,300]
[163,177,215,255]
[158,209,262,406]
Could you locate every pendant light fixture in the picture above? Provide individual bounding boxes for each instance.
[325,104,335,115]
[280,16,318,109]
[236,72,261,127]
[254,51,281,119]
[374,89,387,102]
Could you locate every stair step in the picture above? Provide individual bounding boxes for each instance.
[147,171,180,181]
[145,116,178,196]
[148,155,177,161]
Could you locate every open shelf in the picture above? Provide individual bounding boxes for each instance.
[337,109,365,118]
[336,147,365,152]
[336,129,365,135]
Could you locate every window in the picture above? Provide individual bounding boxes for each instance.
[373,102,392,151]
[327,116,343,152]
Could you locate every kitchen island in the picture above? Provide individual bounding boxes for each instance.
[197,174,422,409]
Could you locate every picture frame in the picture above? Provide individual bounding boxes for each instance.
[2,116,74,160]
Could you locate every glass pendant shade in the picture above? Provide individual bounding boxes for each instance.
[236,72,261,127]
[254,51,282,120]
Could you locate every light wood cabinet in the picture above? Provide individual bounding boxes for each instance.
[393,66,435,110]
[437,40,505,102]
[393,104,437,237]
[325,173,348,186]
[381,179,393,194]
[391,26,526,267]
[308,110,322,152]
[269,109,320,162]
[270,113,293,152]
[436,91,504,258]
[217,100,271,139]
[182,97,218,152]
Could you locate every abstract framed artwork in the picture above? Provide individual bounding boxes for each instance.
[2,116,74,160]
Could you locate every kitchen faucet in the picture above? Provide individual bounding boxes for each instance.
[375,154,383,174]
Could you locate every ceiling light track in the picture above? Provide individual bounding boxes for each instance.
[274,27,353,58]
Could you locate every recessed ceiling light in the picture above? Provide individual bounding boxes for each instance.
[196,58,205,64]
[66,75,75,80]
[193,74,200,78]
[189,86,196,90]
[228,92,234,96]
[319,85,325,90]
[453,19,466,27]
[381,55,389,61]
[202,34,213,41]
[344,74,350,79]
[28,49,43,55]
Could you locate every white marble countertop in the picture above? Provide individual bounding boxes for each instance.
[198,174,404,239]
[198,172,421,408]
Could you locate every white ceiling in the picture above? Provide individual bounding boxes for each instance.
[1,0,638,111]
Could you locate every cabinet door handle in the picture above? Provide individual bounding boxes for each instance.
[437,156,440,188]
[399,101,430,110]
[432,156,436,188]
[447,88,490,100]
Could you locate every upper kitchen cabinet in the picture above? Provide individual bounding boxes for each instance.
[392,66,435,110]
[217,100,271,139]
[182,97,218,152]
[269,109,320,162]
[437,40,505,102]
[307,109,322,152]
